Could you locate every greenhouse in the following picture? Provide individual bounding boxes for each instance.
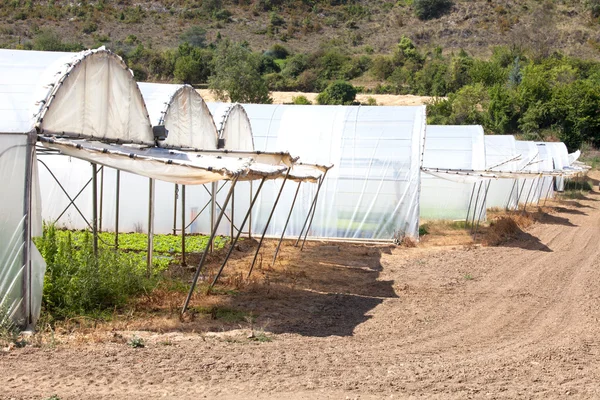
[420,125,486,220]
[232,103,427,241]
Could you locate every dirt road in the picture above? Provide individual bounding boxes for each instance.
[2,182,600,399]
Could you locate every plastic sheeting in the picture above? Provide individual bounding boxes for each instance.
[138,83,219,150]
[0,134,45,329]
[484,135,519,209]
[514,140,541,207]
[208,103,255,151]
[420,125,485,220]
[0,48,154,144]
[235,104,426,240]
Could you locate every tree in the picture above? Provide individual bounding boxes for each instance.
[316,81,357,105]
[209,40,272,103]
[179,26,207,48]
[413,0,453,20]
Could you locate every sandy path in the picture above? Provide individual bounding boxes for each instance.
[197,89,433,106]
[2,184,600,399]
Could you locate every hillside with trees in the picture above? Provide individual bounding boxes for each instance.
[2,0,600,149]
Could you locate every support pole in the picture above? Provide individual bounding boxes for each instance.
[272,181,302,266]
[210,178,267,289]
[92,163,98,257]
[515,179,527,210]
[181,184,186,267]
[115,170,120,249]
[23,133,34,326]
[473,181,491,238]
[230,185,235,241]
[248,169,291,279]
[147,178,155,277]
[505,180,517,211]
[210,182,217,253]
[533,176,543,206]
[522,177,536,213]
[301,174,329,250]
[99,166,104,232]
[173,184,178,235]
[182,177,239,314]
[465,182,476,227]
[470,181,483,234]
[248,181,253,239]
[295,170,329,246]
[543,177,555,206]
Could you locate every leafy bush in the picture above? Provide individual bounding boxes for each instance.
[264,44,290,60]
[413,0,453,20]
[316,81,357,105]
[209,40,272,103]
[180,26,207,48]
[35,224,161,319]
[292,95,312,105]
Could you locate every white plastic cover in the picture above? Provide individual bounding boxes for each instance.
[544,142,570,191]
[514,140,541,207]
[238,104,426,240]
[420,125,485,220]
[535,143,556,201]
[0,48,154,144]
[138,83,219,149]
[485,135,519,209]
[208,103,255,151]
[0,134,45,328]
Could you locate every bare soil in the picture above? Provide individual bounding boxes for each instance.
[3,174,600,399]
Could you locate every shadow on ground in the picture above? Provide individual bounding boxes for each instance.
[135,240,398,338]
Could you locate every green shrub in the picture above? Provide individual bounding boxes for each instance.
[292,95,312,105]
[180,26,207,48]
[35,224,159,320]
[264,43,290,59]
[316,81,357,105]
[413,0,453,20]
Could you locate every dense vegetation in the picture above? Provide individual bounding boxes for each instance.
[34,224,227,320]
[2,0,600,149]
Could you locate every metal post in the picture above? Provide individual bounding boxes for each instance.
[248,169,291,279]
[522,177,537,213]
[543,177,555,206]
[301,175,328,250]
[210,181,217,253]
[535,176,543,206]
[470,181,483,234]
[146,178,155,276]
[465,182,476,227]
[181,184,186,267]
[173,184,178,235]
[99,166,104,232]
[115,170,120,249]
[92,163,98,256]
[295,169,329,246]
[23,133,34,327]
[230,185,235,241]
[248,181,253,239]
[505,180,517,211]
[210,178,267,288]
[182,177,239,314]
[473,181,491,238]
[515,179,527,210]
[272,181,302,266]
